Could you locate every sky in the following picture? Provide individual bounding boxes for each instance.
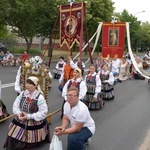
[112,0,150,22]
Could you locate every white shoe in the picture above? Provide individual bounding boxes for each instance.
[85,138,91,145]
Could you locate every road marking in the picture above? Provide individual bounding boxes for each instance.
[2,83,15,88]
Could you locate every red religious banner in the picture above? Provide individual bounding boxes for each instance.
[59,3,85,49]
[102,22,126,58]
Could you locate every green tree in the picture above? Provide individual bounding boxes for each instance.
[115,9,142,51]
[0,0,64,53]
[0,0,114,55]
[140,22,150,51]
[0,25,8,39]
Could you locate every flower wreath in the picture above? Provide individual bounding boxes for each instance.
[29,56,43,66]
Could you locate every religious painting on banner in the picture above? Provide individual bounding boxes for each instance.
[59,3,85,49]
[102,22,126,58]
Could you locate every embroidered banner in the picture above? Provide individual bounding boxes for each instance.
[102,22,126,58]
[60,3,85,49]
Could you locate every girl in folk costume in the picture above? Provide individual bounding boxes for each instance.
[4,76,50,150]
[58,56,77,92]
[61,68,87,118]
[62,68,87,101]
[98,64,115,101]
[84,64,104,110]
[75,57,85,76]
[95,52,106,72]
[53,56,66,79]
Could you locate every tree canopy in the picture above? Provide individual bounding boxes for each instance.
[0,0,150,53]
[0,0,114,53]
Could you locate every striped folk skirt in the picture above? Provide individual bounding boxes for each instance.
[101,83,114,100]
[83,93,104,110]
[4,116,50,149]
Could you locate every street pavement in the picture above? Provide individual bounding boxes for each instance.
[1,59,150,150]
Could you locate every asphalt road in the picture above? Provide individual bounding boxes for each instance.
[0,60,150,150]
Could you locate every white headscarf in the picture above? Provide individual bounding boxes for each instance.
[27,76,43,94]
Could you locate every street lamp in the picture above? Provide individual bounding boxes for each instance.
[134,11,145,17]
[134,11,145,52]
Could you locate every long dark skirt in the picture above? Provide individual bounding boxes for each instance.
[101,83,114,100]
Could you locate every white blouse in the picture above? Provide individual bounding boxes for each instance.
[13,90,48,121]
[62,78,87,101]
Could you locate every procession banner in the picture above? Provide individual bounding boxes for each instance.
[60,3,85,49]
[102,22,126,58]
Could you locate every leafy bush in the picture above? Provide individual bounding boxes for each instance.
[29,49,42,55]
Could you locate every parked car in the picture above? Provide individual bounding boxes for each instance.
[0,43,8,54]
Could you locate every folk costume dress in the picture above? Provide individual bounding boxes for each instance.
[84,72,104,110]
[4,90,50,150]
[53,60,66,79]
[62,77,87,101]
[99,70,115,101]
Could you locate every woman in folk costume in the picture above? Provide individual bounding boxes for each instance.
[61,68,87,118]
[98,64,115,100]
[84,64,104,110]
[4,76,50,150]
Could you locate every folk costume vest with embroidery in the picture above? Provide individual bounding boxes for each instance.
[67,80,81,90]
[58,62,64,68]
[20,92,40,114]
[100,73,109,82]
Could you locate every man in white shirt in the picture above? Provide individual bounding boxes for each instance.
[54,87,95,150]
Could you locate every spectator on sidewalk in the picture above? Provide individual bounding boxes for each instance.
[0,51,4,64]
[21,51,29,61]
[2,51,14,66]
